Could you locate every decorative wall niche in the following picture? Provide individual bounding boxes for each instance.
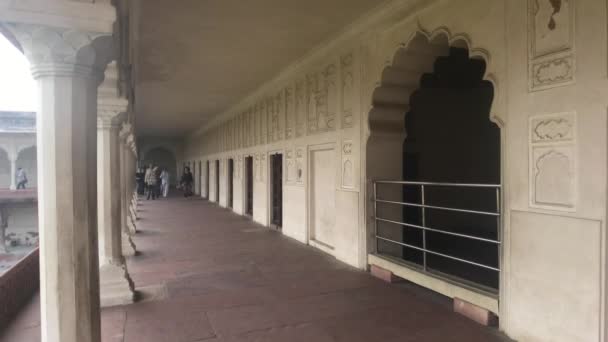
[340,53,354,129]
[528,0,576,91]
[529,112,577,211]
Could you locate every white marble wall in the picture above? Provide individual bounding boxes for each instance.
[183,1,608,341]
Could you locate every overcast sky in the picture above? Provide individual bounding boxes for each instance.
[0,35,36,112]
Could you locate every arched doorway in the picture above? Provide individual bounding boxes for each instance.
[367,32,502,294]
[0,148,10,189]
[16,146,37,189]
[143,147,177,186]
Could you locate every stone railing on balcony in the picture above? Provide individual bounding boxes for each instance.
[0,247,39,332]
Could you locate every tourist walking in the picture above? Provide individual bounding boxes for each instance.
[180,167,194,197]
[160,168,170,198]
[15,167,27,190]
[145,164,159,200]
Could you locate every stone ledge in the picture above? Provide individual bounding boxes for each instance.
[454,297,498,327]
[370,264,403,283]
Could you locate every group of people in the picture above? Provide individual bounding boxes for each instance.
[136,165,170,200]
[135,165,196,199]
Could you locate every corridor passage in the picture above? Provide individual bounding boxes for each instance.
[1,196,509,342]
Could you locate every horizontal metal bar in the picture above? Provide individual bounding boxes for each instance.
[375,199,500,216]
[375,236,500,272]
[374,180,501,188]
[376,217,500,244]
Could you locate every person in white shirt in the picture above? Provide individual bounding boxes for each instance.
[160,169,170,198]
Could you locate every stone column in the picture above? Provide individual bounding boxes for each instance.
[97,63,134,307]
[8,24,114,342]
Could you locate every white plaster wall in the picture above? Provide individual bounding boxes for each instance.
[182,1,608,341]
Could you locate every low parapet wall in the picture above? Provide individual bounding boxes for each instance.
[0,248,39,332]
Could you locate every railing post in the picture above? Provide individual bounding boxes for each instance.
[496,187,501,271]
[421,184,427,271]
[373,181,378,254]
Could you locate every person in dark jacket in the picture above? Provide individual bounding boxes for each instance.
[180,167,194,197]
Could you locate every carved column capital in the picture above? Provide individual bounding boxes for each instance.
[4,23,115,80]
[98,62,128,129]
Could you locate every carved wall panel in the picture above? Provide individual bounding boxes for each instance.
[529,112,577,211]
[296,147,304,185]
[307,73,319,134]
[274,91,284,142]
[260,101,267,145]
[261,154,267,183]
[285,149,295,184]
[317,64,337,132]
[341,140,355,189]
[255,154,261,182]
[267,97,274,143]
[340,53,354,129]
[528,0,575,91]
[295,79,306,137]
[285,85,294,139]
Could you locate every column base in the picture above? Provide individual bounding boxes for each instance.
[100,263,135,308]
[127,215,137,234]
[122,231,137,256]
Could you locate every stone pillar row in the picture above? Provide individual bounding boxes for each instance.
[97,62,135,308]
[4,22,142,342]
[5,23,115,342]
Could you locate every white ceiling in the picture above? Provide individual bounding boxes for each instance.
[134,0,384,137]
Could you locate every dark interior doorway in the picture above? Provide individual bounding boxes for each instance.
[270,154,283,229]
[378,47,500,291]
[227,159,234,209]
[205,161,210,199]
[215,160,220,202]
[245,156,253,216]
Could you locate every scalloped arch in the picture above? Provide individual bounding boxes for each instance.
[370,27,501,131]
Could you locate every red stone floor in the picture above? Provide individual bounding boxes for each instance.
[0,195,512,342]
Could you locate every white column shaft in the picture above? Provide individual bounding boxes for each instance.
[37,70,101,342]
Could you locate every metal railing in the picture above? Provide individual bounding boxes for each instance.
[373,180,501,290]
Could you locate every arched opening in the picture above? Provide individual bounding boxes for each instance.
[16,146,37,189]
[0,148,10,189]
[367,32,501,294]
[143,147,177,186]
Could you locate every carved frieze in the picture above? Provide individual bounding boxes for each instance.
[340,53,354,129]
[528,0,575,91]
[529,112,577,211]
